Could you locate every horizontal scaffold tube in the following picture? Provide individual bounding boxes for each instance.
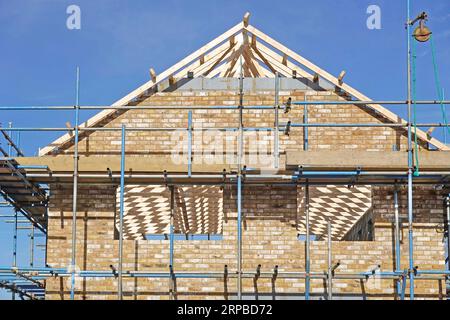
[0,106,271,111]
[0,100,450,111]
[416,270,450,275]
[0,268,447,281]
[290,123,450,128]
[16,165,49,170]
[17,172,450,178]
[0,123,449,132]
[291,100,450,106]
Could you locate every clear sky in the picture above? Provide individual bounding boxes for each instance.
[0,0,449,299]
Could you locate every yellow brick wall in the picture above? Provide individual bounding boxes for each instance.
[44,89,443,300]
[58,90,420,162]
[45,184,447,300]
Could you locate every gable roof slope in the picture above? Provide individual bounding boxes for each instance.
[39,12,450,155]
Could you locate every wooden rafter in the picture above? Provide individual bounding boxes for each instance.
[202,41,238,77]
[228,56,243,78]
[241,46,260,77]
[243,62,252,77]
[250,37,277,74]
[252,40,312,80]
[203,51,238,78]
[39,15,450,154]
[183,42,236,78]
[246,24,450,150]
[221,46,243,77]
[251,46,294,78]
[246,48,271,77]
[40,21,245,155]
[173,40,234,79]
[255,61,274,77]
[207,61,230,78]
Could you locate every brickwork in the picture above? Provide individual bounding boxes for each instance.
[59,90,421,164]
[45,183,447,300]
[44,88,445,300]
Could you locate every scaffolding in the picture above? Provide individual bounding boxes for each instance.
[2,96,450,300]
[0,4,450,301]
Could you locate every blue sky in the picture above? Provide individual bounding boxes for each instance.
[0,0,449,299]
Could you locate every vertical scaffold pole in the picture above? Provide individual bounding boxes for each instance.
[237,173,242,300]
[30,225,34,267]
[16,131,21,157]
[274,72,280,168]
[7,122,12,156]
[305,183,310,300]
[169,185,175,265]
[169,185,175,299]
[188,111,193,177]
[446,195,450,273]
[304,94,310,300]
[238,56,244,169]
[406,0,415,300]
[327,221,332,300]
[394,187,402,298]
[303,96,308,151]
[118,124,126,300]
[443,90,447,145]
[12,207,18,301]
[13,209,18,268]
[12,209,17,301]
[70,67,80,300]
[237,56,244,300]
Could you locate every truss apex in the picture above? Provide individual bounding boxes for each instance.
[243,12,250,27]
